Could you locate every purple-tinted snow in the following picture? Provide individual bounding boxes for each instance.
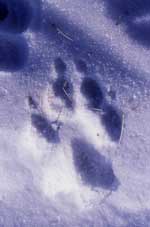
[0,0,150,226]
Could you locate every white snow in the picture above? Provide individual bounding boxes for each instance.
[0,0,150,226]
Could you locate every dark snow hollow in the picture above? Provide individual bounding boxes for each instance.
[0,0,150,226]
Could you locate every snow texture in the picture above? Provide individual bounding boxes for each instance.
[0,0,150,226]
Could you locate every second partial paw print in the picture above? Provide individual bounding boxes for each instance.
[0,0,36,72]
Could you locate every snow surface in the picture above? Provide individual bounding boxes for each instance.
[0,0,150,226]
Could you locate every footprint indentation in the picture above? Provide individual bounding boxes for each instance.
[102,105,122,142]
[53,76,74,109]
[54,57,67,74]
[0,35,28,71]
[81,77,103,109]
[1,0,33,33]
[28,96,38,109]
[31,114,60,143]
[0,1,8,21]
[72,139,119,190]
[75,59,87,73]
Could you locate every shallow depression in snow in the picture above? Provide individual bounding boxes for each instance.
[0,0,150,226]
